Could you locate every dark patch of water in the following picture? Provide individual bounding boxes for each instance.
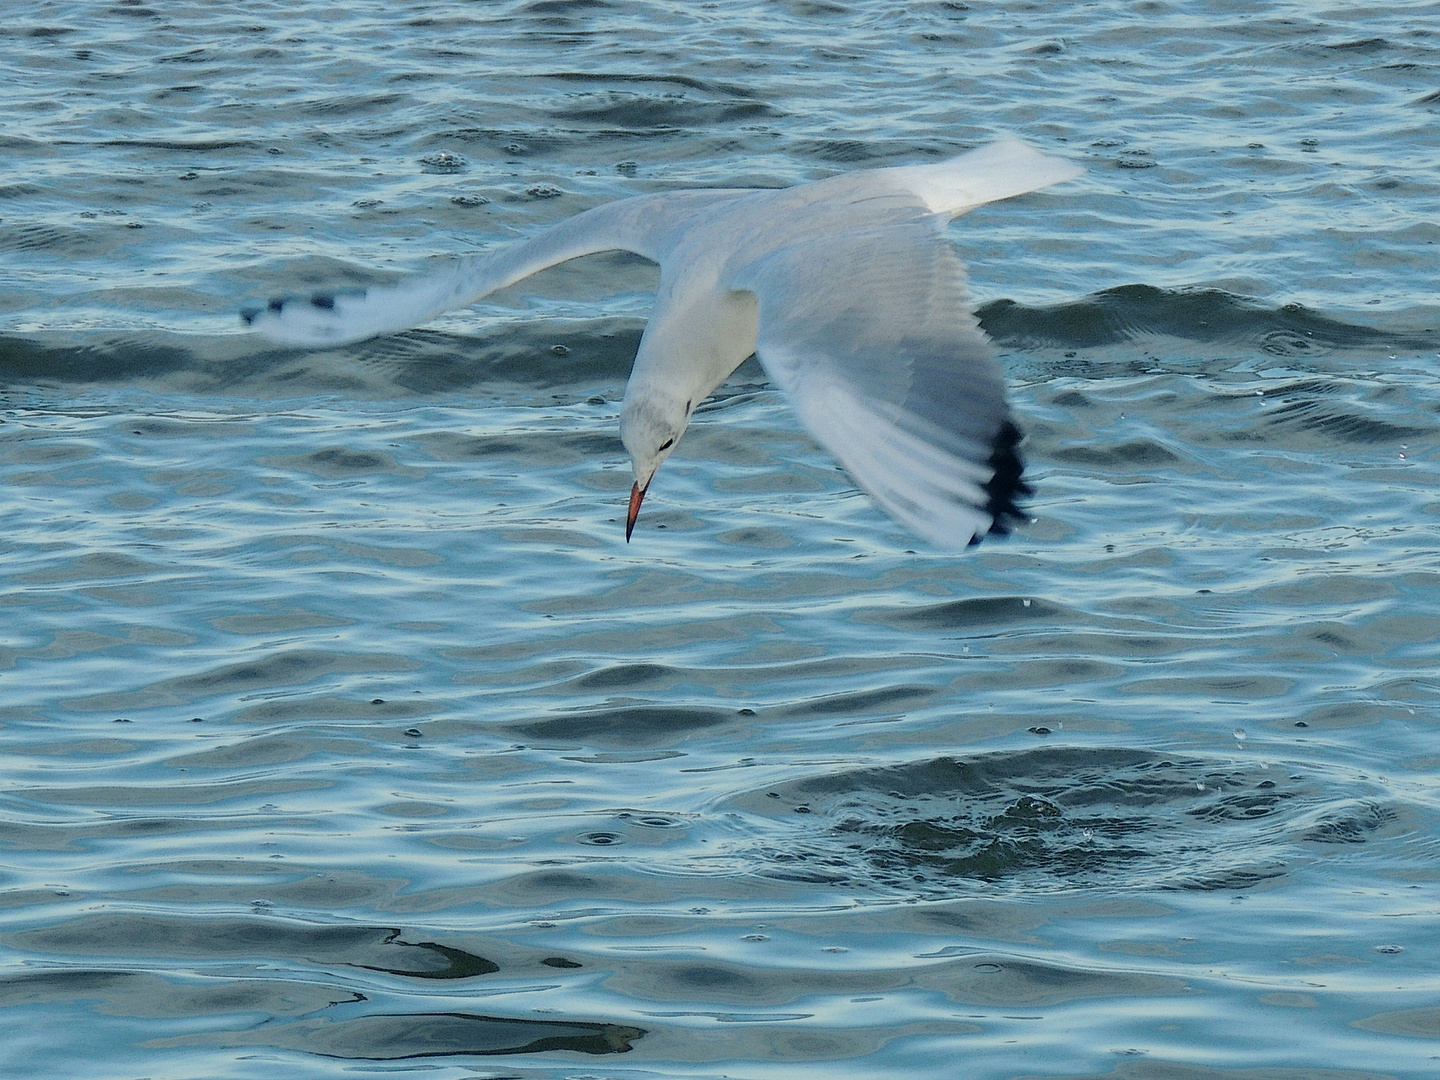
[737,747,1395,896]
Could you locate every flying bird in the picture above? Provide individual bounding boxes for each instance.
[244,139,1082,548]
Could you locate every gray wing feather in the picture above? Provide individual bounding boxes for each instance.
[245,189,748,347]
[732,219,1019,548]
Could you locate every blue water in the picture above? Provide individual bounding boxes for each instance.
[3,2,1440,1078]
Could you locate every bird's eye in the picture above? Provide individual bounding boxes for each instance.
[658,438,674,451]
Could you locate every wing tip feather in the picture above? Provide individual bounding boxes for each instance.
[241,289,368,345]
[975,419,1033,544]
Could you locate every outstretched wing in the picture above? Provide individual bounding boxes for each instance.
[243,189,747,347]
[732,219,1028,549]
[882,137,1085,218]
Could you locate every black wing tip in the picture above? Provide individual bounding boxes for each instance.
[242,289,345,328]
[980,419,1033,541]
[242,290,348,328]
[241,295,290,326]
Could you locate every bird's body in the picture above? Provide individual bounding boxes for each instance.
[244,139,1082,548]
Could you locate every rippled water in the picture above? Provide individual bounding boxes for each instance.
[3,2,1440,1078]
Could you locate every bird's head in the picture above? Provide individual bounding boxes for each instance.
[619,390,693,541]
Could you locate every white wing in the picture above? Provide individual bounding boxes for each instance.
[732,219,1027,550]
[725,138,1081,549]
[243,189,747,347]
[883,137,1085,217]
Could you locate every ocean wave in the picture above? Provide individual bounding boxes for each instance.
[976,284,1435,354]
[0,288,1431,399]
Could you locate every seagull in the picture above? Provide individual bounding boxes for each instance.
[243,139,1082,549]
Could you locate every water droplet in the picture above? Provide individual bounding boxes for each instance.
[419,150,467,172]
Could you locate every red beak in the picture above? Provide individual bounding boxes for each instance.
[626,481,647,542]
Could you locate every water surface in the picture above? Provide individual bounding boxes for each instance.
[3,2,1440,1078]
